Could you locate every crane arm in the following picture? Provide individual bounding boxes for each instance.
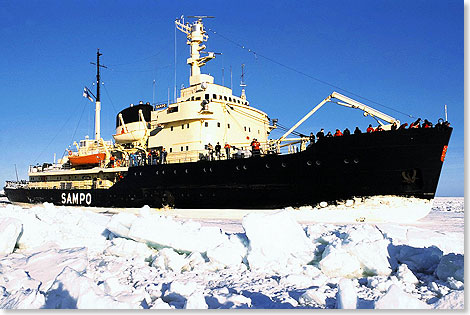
[277,95,333,143]
[331,92,399,126]
[277,92,400,143]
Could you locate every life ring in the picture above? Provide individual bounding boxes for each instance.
[68,150,72,156]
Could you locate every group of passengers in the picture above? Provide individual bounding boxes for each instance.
[206,138,262,161]
[128,148,167,167]
[309,118,450,145]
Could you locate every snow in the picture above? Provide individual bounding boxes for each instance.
[0,218,22,255]
[335,279,357,309]
[0,196,464,309]
[374,284,430,309]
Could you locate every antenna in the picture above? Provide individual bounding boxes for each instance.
[240,64,246,87]
[445,104,448,121]
[230,65,233,90]
[153,80,156,105]
[174,24,177,104]
[240,64,247,100]
[14,164,19,182]
[187,15,215,20]
[222,67,225,86]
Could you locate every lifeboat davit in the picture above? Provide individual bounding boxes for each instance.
[68,153,106,166]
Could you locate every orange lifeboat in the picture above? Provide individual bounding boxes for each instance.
[68,153,106,166]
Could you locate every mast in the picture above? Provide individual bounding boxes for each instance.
[90,49,107,140]
[175,16,216,86]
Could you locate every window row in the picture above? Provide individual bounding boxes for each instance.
[169,146,190,153]
[185,94,248,106]
[170,123,190,131]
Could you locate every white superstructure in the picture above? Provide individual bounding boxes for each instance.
[116,16,275,163]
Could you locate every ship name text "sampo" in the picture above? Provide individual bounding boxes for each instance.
[61,192,92,205]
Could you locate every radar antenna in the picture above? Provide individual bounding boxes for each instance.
[175,15,216,85]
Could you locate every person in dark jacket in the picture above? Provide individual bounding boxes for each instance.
[316,128,325,140]
[398,123,408,130]
[215,142,221,160]
[354,126,362,134]
[309,132,315,144]
[343,128,350,136]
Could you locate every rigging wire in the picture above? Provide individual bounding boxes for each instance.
[207,28,414,119]
[102,82,117,113]
[67,99,89,152]
[33,103,82,164]
[106,41,172,67]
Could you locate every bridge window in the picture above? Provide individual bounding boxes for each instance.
[186,146,189,151]
[170,148,173,153]
[228,123,230,128]
[181,146,183,151]
[195,96,201,101]
[168,106,178,113]
[224,96,227,101]
[205,122,208,127]
[187,123,189,128]
[182,124,184,129]
[217,122,221,127]
[170,126,173,131]
[205,94,210,100]
[219,95,223,100]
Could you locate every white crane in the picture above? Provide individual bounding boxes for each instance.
[277,92,400,143]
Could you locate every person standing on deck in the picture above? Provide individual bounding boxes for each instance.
[215,142,221,160]
[224,143,231,159]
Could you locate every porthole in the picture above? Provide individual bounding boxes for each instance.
[236,165,241,170]
[354,158,359,164]
[242,165,247,170]
[199,193,203,197]
[265,163,270,169]
[209,167,213,172]
[344,159,350,164]
[307,160,312,166]
[316,160,321,166]
[173,170,177,174]
[161,170,165,175]
[155,170,159,175]
[203,168,207,173]
[134,172,138,176]
[281,162,287,168]
[185,169,189,174]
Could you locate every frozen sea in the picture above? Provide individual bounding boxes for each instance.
[0,196,464,309]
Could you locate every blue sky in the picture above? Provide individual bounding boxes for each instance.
[0,0,463,196]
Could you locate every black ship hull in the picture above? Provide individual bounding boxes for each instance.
[5,127,452,209]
